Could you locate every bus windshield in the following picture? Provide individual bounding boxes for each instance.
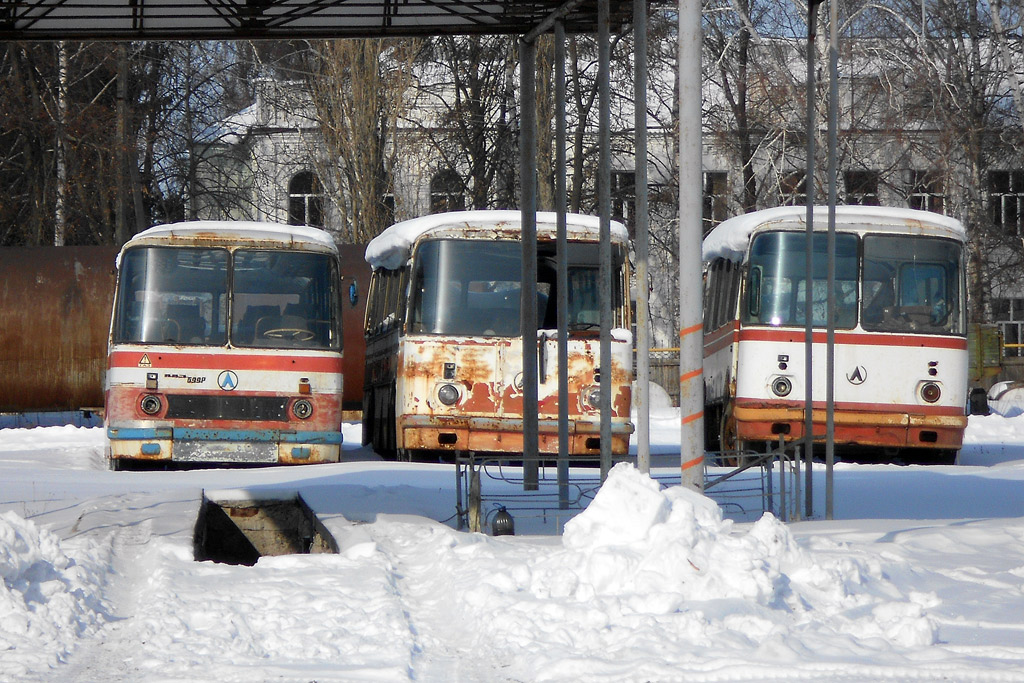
[114,247,340,349]
[744,231,859,329]
[114,247,229,345]
[408,239,624,336]
[862,235,963,335]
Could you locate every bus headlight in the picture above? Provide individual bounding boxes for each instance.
[920,382,941,403]
[583,385,601,410]
[438,383,461,406]
[293,398,314,419]
[140,394,163,416]
[771,376,793,398]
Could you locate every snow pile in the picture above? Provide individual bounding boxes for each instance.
[113,537,415,681]
[560,463,798,605]
[987,380,1024,417]
[0,511,108,677]
[554,464,936,646]
[359,465,941,681]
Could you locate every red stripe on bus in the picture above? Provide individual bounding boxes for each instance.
[736,328,967,350]
[109,351,343,373]
[703,322,740,356]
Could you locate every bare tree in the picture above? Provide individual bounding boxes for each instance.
[869,0,1023,321]
[302,39,417,243]
[0,42,123,246]
[408,35,519,211]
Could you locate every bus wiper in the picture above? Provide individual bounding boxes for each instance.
[568,322,600,330]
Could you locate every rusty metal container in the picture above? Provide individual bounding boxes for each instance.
[337,244,371,411]
[0,246,118,411]
[0,243,370,415]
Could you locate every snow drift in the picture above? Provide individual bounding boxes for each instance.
[0,512,108,678]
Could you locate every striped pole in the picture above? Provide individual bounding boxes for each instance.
[679,0,704,490]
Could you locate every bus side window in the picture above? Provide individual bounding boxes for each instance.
[396,267,409,329]
[365,272,382,334]
[704,259,727,333]
[748,266,762,319]
[702,264,713,333]
[383,269,399,330]
[725,261,741,324]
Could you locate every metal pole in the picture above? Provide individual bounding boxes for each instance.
[555,21,570,508]
[678,0,704,490]
[519,37,540,491]
[793,443,802,522]
[634,0,651,474]
[116,43,128,246]
[826,0,839,520]
[779,439,787,521]
[598,0,613,481]
[804,0,821,520]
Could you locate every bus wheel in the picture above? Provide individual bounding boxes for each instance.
[719,405,742,466]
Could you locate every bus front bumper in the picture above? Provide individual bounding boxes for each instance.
[107,427,342,465]
[398,414,634,455]
[733,405,967,450]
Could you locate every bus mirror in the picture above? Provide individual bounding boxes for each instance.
[749,267,762,318]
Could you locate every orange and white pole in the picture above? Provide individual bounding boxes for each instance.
[678,0,704,491]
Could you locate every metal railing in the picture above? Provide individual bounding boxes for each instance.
[453,438,809,534]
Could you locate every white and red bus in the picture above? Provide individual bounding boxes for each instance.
[105,221,344,468]
[362,210,633,460]
[703,206,969,464]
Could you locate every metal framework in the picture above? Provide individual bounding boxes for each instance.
[0,0,632,41]
[1,0,710,509]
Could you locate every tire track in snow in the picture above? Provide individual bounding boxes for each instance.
[45,518,154,683]
[366,518,511,682]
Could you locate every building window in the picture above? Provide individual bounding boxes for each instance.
[703,171,728,235]
[779,172,806,207]
[288,171,324,228]
[995,297,1024,358]
[990,170,1024,236]
[430,169,465,213]
[908,170,944,214]
[381,193,396,228]
[611,170,636,236]
[845,170,880,206]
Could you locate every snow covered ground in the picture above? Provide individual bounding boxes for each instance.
[2,409,1024,682]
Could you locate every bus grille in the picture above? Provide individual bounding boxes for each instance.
[165,395,290,421]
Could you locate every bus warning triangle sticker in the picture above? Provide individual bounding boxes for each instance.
[139,354,152,368]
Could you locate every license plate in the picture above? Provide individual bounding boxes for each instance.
[174,440,277,463]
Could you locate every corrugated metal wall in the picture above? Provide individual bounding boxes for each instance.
[0,244,371,413]
[0,247,118,411]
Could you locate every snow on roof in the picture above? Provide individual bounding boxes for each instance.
[124,220,338,253]
[702,206,967,262]
[365,210,629,270]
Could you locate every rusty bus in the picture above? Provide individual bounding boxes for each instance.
[362,210,634,461]
[105,221,345,468]
[702,206,970,464]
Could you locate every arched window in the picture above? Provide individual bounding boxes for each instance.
[288,171,324,228]
[430,169,465,214]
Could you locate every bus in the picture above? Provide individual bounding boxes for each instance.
[703,206,970,464]
[105,221,344,468]
[362,210,633,460]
